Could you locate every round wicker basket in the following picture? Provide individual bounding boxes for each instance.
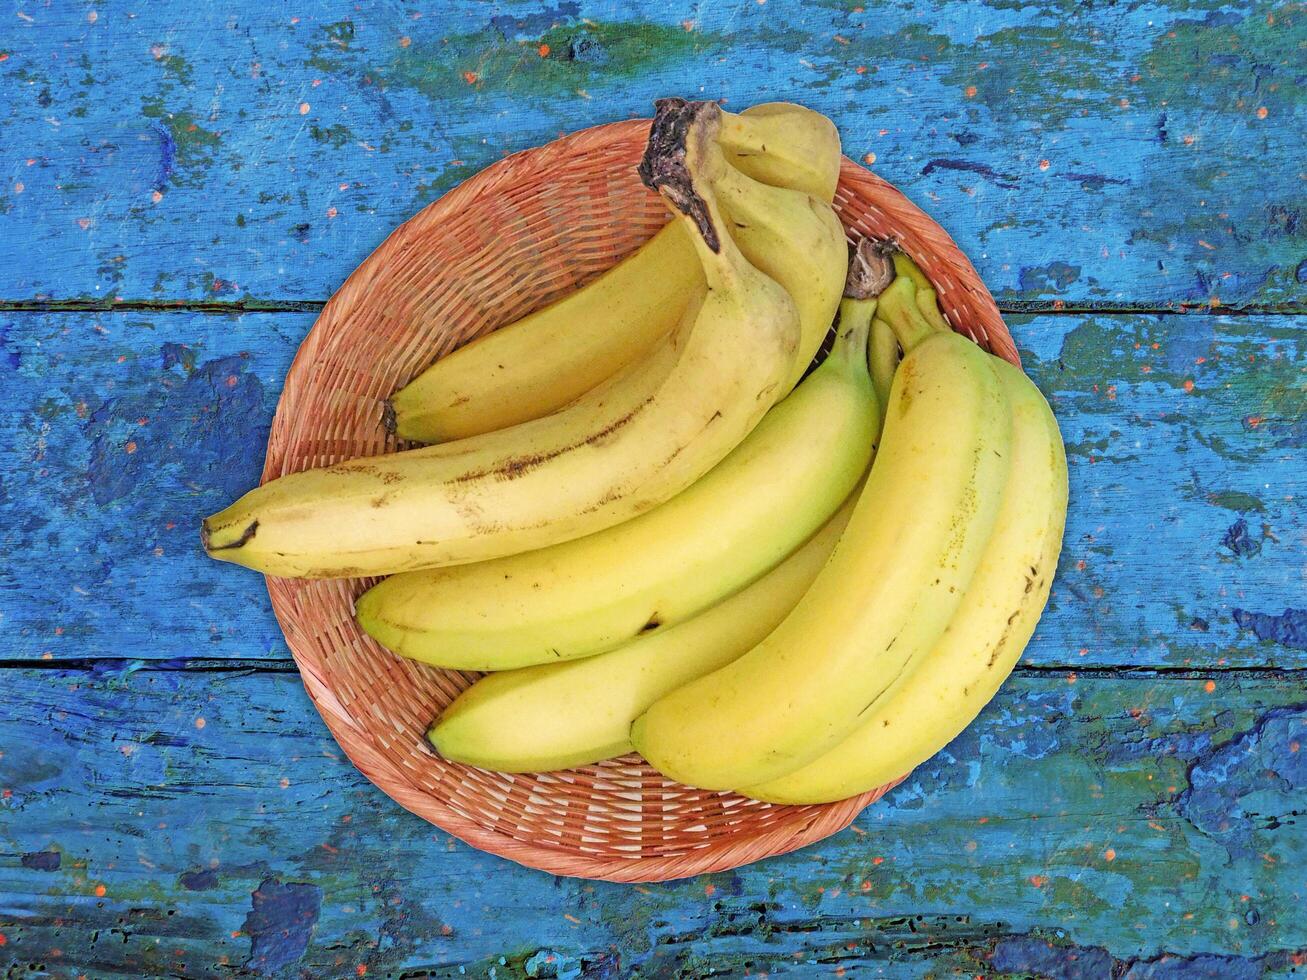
[262,118,1018,883]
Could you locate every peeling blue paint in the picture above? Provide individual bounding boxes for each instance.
[1231,607,1307,649]
[241,878,323,973]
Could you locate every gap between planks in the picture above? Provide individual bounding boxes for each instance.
[0,657,1301,679]
[0,299,1302,316]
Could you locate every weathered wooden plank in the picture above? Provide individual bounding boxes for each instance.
[1,309,1302,667]
[0,668,1303,976]
[0,1,1302,307]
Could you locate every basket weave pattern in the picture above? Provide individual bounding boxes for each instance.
[262,119,1017,882]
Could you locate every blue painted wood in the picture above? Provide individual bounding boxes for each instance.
[0,4,1303,976]
[0,1,1302,307]
[1,310,1301,668]
[0,668,1303,975]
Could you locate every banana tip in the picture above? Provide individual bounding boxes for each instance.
[201,518,259,554]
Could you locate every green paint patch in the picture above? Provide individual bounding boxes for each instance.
[1205,490,1266,513]
[309,123,354,147]
[305,19,356,73]
[382,21,717,101]
[141,97,221,176]
[159,53,193,87]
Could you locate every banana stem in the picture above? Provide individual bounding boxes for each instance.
[639,98,744,292]
[891,251,934,292]
[915,286,952,333]
[869,317,900,418]
[876,276,938,352]
[834,297,875,370]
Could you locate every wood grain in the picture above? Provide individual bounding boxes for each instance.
[0,1,1301,308]
[1,668,1303,976]
[0,1,1303,973]
[1,310,1300,668]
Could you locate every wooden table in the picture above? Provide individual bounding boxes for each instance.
[1,3,1303,976]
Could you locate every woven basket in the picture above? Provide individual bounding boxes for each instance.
[262,118,1018,883]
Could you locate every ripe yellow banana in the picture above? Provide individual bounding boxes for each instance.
[630,274,1014,791]
[713,162,847,391]
[427,497,858,773]
[743,357,1068,803]
[202,101,799,578]
[356,305,877,669]
[869,317,900,419]
[389,101,843,443]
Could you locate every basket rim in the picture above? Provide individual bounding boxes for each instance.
[262,116,1015,883]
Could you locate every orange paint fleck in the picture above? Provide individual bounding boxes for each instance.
[1256,106,1268,119]
[1118,98,1129,108]
[88,10,98,23]
[1038,159,1050,171]
[0,54,9,62]
[863,152,876,165]
[462,71,478,84]
[326,206,338,219]
[1076,559,1087,571]
[1067,672,1078,684]
[13,182,23,194]
[299,102,310,115]
[538,43,550,57]
[356,965,367,976]
[855,65,867,74]
[1104,848,1116,861]
[225,375,238,387]
[194,717,206,730]
[279,777,290,788]
[1182,134,1196,145]
[1183,380,1194,393]
[563,913,582,924]
[1204,680,1216,693]
[94,884,106,897]
[124,441,137,455]
[0,934,6,945]
[964,85,977,98]
[861,880,871,891]
[978,816,988,824]
[704,884,716,897]
[77,217,92,230]
[681,19,695,31]
[872,856,884,865]
[399,36,411,48]
[1030,875,1048,887]
[1197,239,1216,250]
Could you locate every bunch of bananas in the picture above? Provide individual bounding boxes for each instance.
[203,99,1067,804]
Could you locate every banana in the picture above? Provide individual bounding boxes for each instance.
[712,155,848,391]
[387,221,701,443]
[428,497,858,773]
[720,101,842,204]
[743,357,1068,803]
[630,272,1014,791]
[389,101,843,443]
[202,100,799,578]
[833,239,897,419]
[869,317,900,420]
[892,251,952,333]
[356,301,877,669]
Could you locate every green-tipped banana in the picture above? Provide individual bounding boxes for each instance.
[892,251,952,333]
[356,294,878,669]
[631,272,1014,791]
[869,318,900,419]
[743,358,1068,803]
[389,101,842,443]
[202,101,799,578]
[427,498,858,773]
